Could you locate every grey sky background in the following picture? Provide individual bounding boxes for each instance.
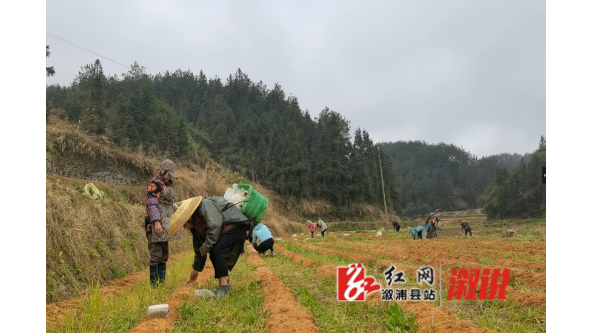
[46,0,545,158]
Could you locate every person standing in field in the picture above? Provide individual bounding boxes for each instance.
[145,159,179,287]
[460,220,472,237]
[309,220,317,238]
[252,222,275,257]
[316,218,328,237]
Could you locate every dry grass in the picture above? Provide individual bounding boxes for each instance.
[45,122,390,304]
[46,175,194,303]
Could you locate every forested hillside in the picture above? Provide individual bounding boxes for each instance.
[46,59,544,219]
[46,61,400,216]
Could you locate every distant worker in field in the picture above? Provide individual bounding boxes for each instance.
[309,219,317,238]
[460,220,472,237]
[391,219,401,232]
[316,218,328,237]
[252,222,276,257]
[145,159,179,287]
[426,215,438,239]
[183,197,252,298]
[410,224,429,240]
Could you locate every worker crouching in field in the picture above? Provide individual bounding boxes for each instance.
[145,159,180,287]
[183,197,252,298]
[460,220,472,237]
[391,219,401,232]
[411,224,430,240]
[251,222,275,257]
[317,218,328,237]
[425,216,438,239]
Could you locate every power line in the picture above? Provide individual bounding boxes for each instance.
[46,32,130,69]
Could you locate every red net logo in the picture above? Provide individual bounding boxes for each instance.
[337,263,381,301]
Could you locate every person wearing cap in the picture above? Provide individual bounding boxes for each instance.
[182,197,251,298]
[316,218,327,237]
[145,159,179,287]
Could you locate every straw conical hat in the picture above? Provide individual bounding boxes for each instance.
[169,196,203,239]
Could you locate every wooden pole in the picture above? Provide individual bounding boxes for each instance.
[378,146,388,220]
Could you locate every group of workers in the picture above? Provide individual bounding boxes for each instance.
[144,159,276,299]
[390,216,472,240]
[306,218,328,238]
[144,159,474,300]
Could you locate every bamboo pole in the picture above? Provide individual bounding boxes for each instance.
[378,146,388,220]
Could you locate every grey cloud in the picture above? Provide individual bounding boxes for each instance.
[46,0,545,157]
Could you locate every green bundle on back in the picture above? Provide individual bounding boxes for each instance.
[237,184,269,222]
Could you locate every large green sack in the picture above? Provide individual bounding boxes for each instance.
[237,184,269,222]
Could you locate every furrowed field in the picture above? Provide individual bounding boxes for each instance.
[46,213,546,333]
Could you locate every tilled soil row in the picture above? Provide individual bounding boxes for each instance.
[46,251,191,328]
[344,235,546,257]
[324,239,546,289]
[247,250,319,333]
[274,244,336,278]
[274,244,317,267]
[128,261,215,333]
[296,242,377,266]
[281,242,495,333]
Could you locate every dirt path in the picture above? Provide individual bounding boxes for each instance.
[46,251,191,328]
[247,250,319,333]
[128,261,214,333]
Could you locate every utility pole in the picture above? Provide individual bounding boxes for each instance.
[378,146,388,220]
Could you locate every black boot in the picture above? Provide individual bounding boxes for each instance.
[149,264,159,287]
[158,263,166,285]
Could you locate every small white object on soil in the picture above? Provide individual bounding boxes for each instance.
[344,234,350,237]
[376,231,383,237]
[147,304,169,318]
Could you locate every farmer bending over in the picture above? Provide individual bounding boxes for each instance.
[308,220,317,238]
[317,218,328,237]
[391,219,401,232]
[183,197,251,298]
[252,222,275,257]
[460,220,472,237]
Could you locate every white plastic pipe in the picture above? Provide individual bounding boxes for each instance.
[147,304,169,318]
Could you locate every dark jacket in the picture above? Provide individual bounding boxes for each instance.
[190,197,253,271]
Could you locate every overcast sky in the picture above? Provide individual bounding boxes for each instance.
[46,0,545,158]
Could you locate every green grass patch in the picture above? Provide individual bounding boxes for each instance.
[478,257,495,265]
[266,248,396,332]
[528,255,546,263]
[172,259,265,333]
[49,254,194,333]
[384,303,419,333]
[447,297,545,333]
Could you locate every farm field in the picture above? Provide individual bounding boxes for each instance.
[46,216,545,332]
